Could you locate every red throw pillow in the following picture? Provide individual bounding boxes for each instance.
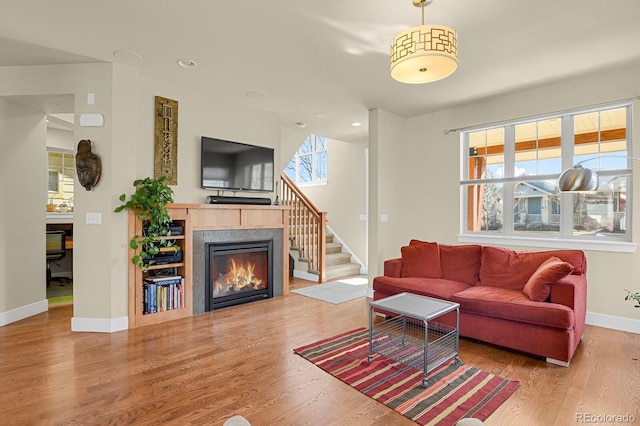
[439,244,482,285]
[401,242,443,278]
[522,256,574,302]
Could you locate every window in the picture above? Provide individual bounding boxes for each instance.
[460,103,632,248]
[47,150,74,212]
[285,134,328,185]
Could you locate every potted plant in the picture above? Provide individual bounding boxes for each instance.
[46,197,57,212]
[114,176,176,270]
[624,289,640,308]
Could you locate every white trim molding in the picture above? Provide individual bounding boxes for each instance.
[0,300,48,327]
[71,316,128,333]
[458,234,637,253]
[586,311,640,334]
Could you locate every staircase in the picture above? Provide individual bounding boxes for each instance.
[281,173,361,283]
[324,233,362,281]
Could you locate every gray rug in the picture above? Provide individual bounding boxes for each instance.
[292,279,368,304]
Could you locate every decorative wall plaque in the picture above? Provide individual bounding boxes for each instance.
[154,96,178,185]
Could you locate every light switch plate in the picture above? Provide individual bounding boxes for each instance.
[86,212,102,225]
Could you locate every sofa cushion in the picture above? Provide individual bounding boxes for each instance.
[400,242,442,278]
[452,286,574,329]
[439,244,482,285]
[373,276,471,301]
[479,246,584,290]
[522,256,574,302]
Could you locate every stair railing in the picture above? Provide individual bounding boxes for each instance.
[280,173,327,282]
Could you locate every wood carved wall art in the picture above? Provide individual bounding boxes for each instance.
[154,96,178,185]
[75,139,102,191]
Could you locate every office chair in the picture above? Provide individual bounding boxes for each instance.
[46,230,66,287]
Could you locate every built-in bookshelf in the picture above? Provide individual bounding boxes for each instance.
[127,204,289,329]
[128,207,192,328]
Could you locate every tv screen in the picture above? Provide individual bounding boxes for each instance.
[201,137,274,192]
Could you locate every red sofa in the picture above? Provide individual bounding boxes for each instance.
[372,240,587,366]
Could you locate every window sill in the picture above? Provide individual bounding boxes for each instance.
[457,234,637,253]
[46,213,74,221]
[296,181,328,188]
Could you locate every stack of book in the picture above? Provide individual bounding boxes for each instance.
[143,275,184,315]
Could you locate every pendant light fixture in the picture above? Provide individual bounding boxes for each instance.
[390,0,458,84]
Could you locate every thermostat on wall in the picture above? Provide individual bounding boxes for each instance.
[79,113,104,127]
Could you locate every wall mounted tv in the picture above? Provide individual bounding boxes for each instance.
[201,136,274,192]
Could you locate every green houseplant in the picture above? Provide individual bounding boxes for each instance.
[625,289,640,308]
[114,176,176,270]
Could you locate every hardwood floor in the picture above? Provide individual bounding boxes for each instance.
[1,278,638,425]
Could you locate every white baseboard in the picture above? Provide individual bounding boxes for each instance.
[0,299,48,327]
[293,270,319,282]
[586,311,640,334]
[71,316,128,333]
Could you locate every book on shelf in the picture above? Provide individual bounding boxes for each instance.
[144,275,182,283]
[142,277,185,315]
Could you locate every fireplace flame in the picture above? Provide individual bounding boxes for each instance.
[213,258,264,296]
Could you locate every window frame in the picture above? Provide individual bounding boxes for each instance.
[285,134,328,187]
[47,148,75,215]
[458,102,635,253]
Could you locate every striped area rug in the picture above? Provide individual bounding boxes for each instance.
[294,328,519,426]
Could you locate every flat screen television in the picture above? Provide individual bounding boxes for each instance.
[201,136,274,192]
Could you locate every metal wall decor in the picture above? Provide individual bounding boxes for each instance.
[154,96,178,185]
[75,139,102,191]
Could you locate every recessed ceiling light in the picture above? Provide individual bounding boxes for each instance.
[177,59,197,68]
[113,50,143,63]
[314,112,328,119]
[352,122,362,127]
[245,91,265,99]
[295,122,307,128]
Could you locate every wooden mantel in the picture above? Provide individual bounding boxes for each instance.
[168,203,290,295]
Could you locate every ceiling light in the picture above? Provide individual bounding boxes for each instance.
[390,0,458,84]
[113,50,143,63]
[314,112,328,119]
[177,59,197,69]
[295,122,307,128]
[245,91,265,98]
[352,122,362,127]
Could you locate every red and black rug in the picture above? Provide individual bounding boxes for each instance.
[294,328,519,426]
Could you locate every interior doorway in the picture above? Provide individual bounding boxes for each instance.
[7,94,76,307]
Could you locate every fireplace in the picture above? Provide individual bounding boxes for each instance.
[205,240,274,310]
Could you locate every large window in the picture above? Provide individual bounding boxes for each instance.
[47,150,74,213]
[460,103,632,247]
[285,134,328,186]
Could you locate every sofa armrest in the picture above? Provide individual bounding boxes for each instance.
[550,274,585,309]
[550,273,587,336]
[383,258,403,278]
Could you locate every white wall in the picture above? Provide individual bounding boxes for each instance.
[46,127,74,151]
[293,138,368,266]
[369,59,640,327]
[135,76,282,204]
[0,99,48,322]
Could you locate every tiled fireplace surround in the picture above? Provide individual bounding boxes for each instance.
[192,228,284,314]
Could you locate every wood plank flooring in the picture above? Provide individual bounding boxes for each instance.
[0,278,638,425]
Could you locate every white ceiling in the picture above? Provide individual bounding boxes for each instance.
[2,0,640,142]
